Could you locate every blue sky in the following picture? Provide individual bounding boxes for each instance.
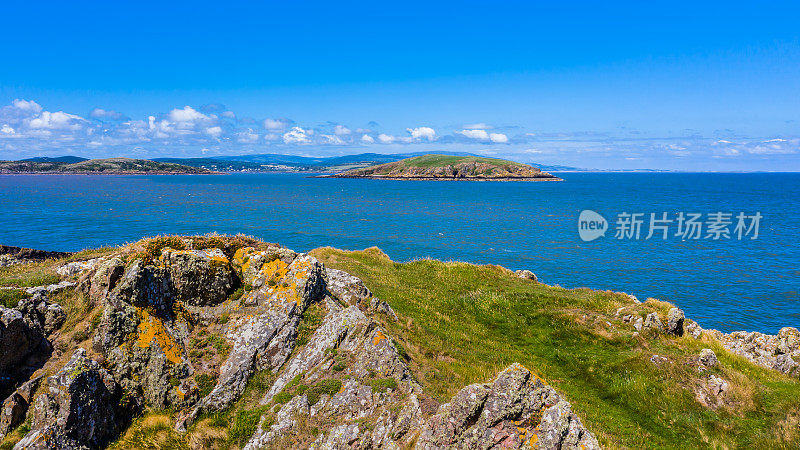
[1,1,799,170]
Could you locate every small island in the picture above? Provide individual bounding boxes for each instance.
[0,157,216,175]
[325,154,562,180]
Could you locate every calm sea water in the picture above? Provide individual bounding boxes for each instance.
[1,172,797,334]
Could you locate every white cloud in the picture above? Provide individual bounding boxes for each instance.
[334,125,351,135]
[90,108,126,120]
[377,133,395,143]
[459,129,490,140]
[1,124,14,135]
[237,129,259,143]
[361,134,375,143]
[169,106,209,123]
[28,111,85,130]
[12,99,42,113]
[407,126,436,141]
[283,126,310,144]
[221,111,236,119]
[463,122,491,130]
[264,118,290,130]
[322,134,345,145]
[489,133,508,143]
[206,126,223,137]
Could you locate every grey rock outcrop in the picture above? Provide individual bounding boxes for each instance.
[667,308,684,336]
[417,363,599,449]
[0,375,41,440]
[709,327,800,378]
[699,349,718,368]
[643,312,663,332]
[515,269,538,282]
[14,349,125,450]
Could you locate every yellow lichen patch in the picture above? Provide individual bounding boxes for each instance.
[136,309,183,364]
[373,330,387,346]
[260,258,289,281]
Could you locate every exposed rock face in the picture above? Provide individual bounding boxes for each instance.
[14,349,125,450]
[667,308,684,336]
[417,363,599,449]
[643,312,663,332]
[160,248,236,306]
[699,349,718,368]
[177,253,326,430]
[57,258,103,277]
[0,375,42,439]
[515,269,538,282]
[0,303,51,392]
[78,257,125,303]
[708,327,800,377]
[24,280,76,296]
[695,374,729,410]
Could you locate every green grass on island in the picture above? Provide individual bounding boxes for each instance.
[397,154,527,168]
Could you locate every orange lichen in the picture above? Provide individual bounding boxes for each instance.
[136,309,183,364]
[373,330,387,346]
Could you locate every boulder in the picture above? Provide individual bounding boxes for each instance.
[514,269,538,282]
[78,257,125,303]
[643,313,663,332]
[417,363,599,449]
[24,280,76,296]
[56,258,102,277]
[0,306,50,388]
[666,308,685,336]
[0,375,42,440]
[16,293,66,335]
[325,268,372,306]
[14,349,125,450]
[159,248,235,306]
[699,349,718,367]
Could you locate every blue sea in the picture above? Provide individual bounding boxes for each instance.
[1,172,797,334]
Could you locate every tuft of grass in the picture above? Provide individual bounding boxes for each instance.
[195,373,217,398]
[368,377,398,393]
[310,246,800,449]
[295,301,325,347]
[0,260,60,288]
[0,289,30,308]
[306,379,343,406]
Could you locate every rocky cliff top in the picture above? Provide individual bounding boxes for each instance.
[330,154,562,180]
[0,234,798,449]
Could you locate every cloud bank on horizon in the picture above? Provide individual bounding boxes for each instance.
[1,98,798,171]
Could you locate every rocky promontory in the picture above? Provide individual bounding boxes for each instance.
[0,235,798,449]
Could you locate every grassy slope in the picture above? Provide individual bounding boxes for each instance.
[399,154,527,169]
[310,247,800,449]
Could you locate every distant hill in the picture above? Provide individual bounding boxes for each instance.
[0,158,213,174]
[328,154,562,180]
[22,156,89,164]
[156,151,485,172]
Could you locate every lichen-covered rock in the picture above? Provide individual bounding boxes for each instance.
[514,269,538,282]
[711,326,800,378]
[24,280,76,296]
[0,375,41,440]
[14,349,125,450]
[159,248,236,306]
[56,258,102,277]
[242,254,325,308]
[416,363,599,449]
[325,268,372,306]
[233,246,298,289]
[643,312,663,332]
[699,349,718,368]
[695,374,728,410]
[667,308,684,336]
[685,320,703,339]
[177,253,325,430]
[16,293,66,335]
[78,257,125,303]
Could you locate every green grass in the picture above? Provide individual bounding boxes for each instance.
[400,154,525,168]
[310,246,800,449]
[0,288,31,308]
[0,260,60,287]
